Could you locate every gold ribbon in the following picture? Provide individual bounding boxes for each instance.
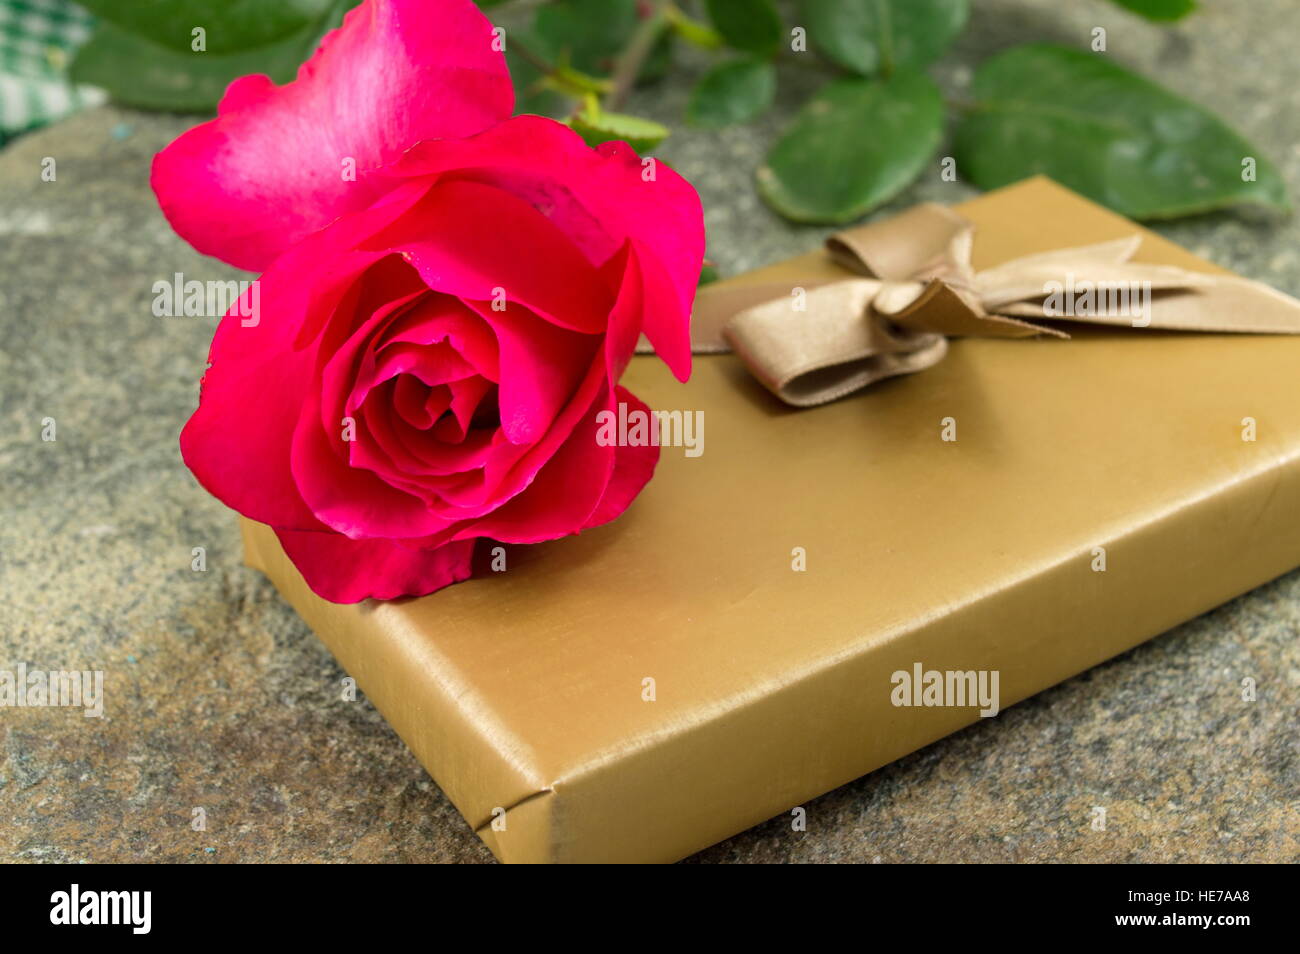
[678,203,1300,407]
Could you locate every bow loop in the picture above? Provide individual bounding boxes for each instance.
[825,202,974,283]
[722,279,947,407]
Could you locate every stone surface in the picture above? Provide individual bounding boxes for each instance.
[1,0,1296,863]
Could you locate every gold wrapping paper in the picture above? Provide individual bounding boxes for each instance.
[241,177,1300,863]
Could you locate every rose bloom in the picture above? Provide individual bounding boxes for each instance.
[154,0,704,602]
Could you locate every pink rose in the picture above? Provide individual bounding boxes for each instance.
[154,0,704,602]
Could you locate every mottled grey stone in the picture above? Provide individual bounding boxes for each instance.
[1,0,1296,863]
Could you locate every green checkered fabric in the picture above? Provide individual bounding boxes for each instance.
[0,0,103,143]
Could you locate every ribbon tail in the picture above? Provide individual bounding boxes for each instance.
[678,280,831,353]
[977,261,1212,313]
[1139,277,1300,333]
[990,266,1300,334]
[977,236,1145,281]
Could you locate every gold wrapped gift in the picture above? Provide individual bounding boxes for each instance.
[241,178,1300,863]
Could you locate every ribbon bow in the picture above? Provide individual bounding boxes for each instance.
[682,202,1300,407]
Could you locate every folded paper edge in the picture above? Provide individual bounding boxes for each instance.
[240,517,558,862]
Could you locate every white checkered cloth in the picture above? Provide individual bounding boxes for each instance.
[0,0,104,143]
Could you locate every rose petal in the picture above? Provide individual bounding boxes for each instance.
[628,237,693,382]
[469,350,609,512]
[319,283,429,442]
[291,388,457,540]
[377,294,500,380]
[151,0,513,271]
[442,376,496,440]
[350,383,496,488]
[362,178,612,334]
[391,115,703,378]
[582,386,660,529]
[351,342,476,404]
[599,240,642,383]
[454,381,617,543]
[392,374,439,428]
[464,299,598,445]
[177,226,421,530]
[276,527,476,603]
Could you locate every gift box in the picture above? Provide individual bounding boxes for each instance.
[240,177,1300,863]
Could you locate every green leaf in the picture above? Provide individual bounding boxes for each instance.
[704,0,783,57]
[953,44,1288,218]
[75,0,338,56]
[800,0,968,77]
[569,108,670,153]
[757,68,943,223]
[699,264,721,286]
[686,57,776,128]
[1108,0,1197,22]
[69,15,328,112]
